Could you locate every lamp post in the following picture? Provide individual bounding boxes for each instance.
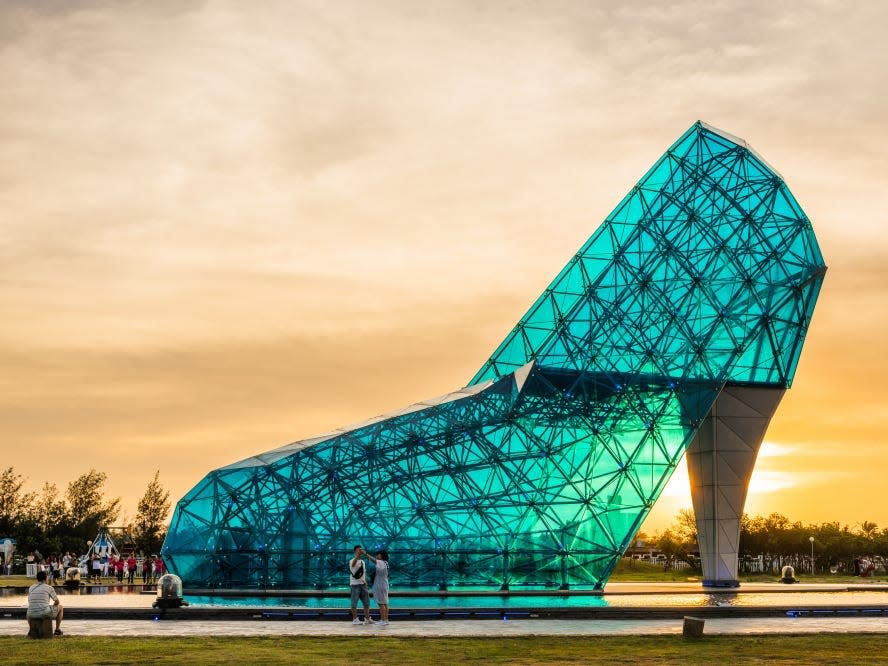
[809,536,815,575]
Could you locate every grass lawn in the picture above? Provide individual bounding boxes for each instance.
[2,634,888,665]
[608,559,700,582]
[0,576,28,588]
[608,558,888,585]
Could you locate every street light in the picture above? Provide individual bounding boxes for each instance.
[809,536,815,575]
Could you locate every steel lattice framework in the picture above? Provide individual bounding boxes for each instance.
[163,122,826,589]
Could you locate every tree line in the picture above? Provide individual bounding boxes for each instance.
[0,467,171,557]
[650,509,888,574]
[4,465,885,576]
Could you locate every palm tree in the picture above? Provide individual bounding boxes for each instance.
[857,521,879,539]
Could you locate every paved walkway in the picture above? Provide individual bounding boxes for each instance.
[3,582,887,637]
[2,616,888,637]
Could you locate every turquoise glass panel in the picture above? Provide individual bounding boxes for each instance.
[164,122,826,590]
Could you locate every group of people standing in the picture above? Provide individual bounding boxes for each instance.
[33,552,74,585]
[29,551,165,584]
[87,553,165,583]
[348,545,390,625]
[27,553,166,585]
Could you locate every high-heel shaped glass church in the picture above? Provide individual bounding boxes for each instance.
[163,122,826,589]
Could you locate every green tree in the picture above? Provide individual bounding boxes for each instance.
[857,521,879,540]
[674,508,698,544]
[653,510,700,570]
[66,470,120,543]
[21,482,70,554]
[0,467,35,535]
[31,482,67,534]
[654,528,686,570]
[134,471,171,554]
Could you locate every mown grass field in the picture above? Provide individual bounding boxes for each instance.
[2,634,888,665]
[605,557,888,584]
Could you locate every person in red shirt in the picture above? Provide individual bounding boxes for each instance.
[115,556,125,582]
[126,555,137,584]
[153,556,164,582]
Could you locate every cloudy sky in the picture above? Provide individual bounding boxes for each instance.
[1,0,885,533]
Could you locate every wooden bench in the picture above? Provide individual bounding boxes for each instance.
[26,616,53,639]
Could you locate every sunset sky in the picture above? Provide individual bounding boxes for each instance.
[1,1,885,535]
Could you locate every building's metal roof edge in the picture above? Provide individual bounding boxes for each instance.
[697,120,785,181]
[218,375,504,471]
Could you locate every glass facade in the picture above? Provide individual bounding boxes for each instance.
[163,122,826,589]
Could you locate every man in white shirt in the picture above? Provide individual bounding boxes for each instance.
[27,570,64,636]
[349,545,374,625]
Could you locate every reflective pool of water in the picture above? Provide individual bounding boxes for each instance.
[184,591,888,609]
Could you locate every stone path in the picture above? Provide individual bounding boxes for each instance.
[2,616,888,637]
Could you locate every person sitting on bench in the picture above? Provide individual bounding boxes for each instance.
[27,570,64,636]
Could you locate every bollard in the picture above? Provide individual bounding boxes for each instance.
[682,616,705,639]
